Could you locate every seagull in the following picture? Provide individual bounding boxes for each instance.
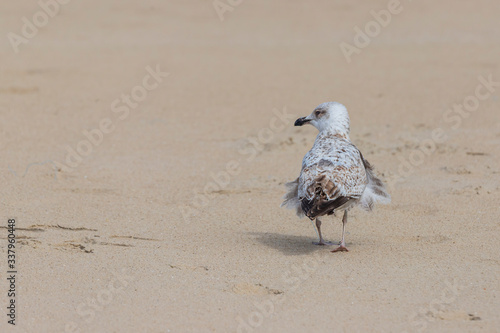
[281,102,390,252]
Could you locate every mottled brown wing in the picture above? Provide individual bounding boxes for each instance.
[298,139,368,219]
[301,193,352,220]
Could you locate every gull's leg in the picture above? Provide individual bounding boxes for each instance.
[312,218,333,246]
[332,211,349,252]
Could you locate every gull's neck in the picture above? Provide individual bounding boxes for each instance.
[317,126,350,141]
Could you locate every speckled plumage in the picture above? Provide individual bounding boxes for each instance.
[298,132,367,217]
[281,102,390,251]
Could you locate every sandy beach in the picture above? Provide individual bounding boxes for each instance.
[1,0,499,332]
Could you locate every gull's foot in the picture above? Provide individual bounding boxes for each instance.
[331,246,349,252]
[312,241,335,246]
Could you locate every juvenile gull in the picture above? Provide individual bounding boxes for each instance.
[281,102,390,252]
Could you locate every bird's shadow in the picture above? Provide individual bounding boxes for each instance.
[246,232,336,256]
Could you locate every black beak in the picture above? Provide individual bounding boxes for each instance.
[294,117,311,126]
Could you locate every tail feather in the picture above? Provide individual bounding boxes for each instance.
[359,155,391,211]
[281,178,305,217]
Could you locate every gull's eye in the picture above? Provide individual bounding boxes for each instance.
[315,110,321,117]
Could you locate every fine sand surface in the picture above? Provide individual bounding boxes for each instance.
[1,1,499,332]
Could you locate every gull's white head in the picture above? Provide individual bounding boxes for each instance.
[294,102,350,136]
